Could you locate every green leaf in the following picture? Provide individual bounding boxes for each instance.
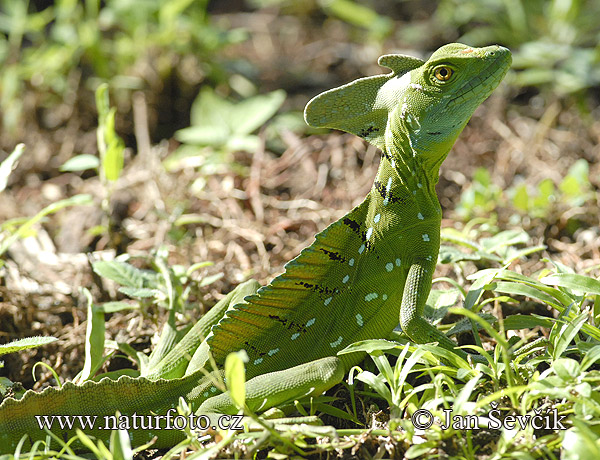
[311,402,359,423]
[0,143,24,193]
[92,260,145,288]
[438,245,482,264]
[79,288,106,382]
[354,371,392,403]
[446,313,497,336]
[549,311,587,360]
[118,287,160,299]
[512,183,529,211]
[541,273,600,296]
[562,421,600,460]
[552,358,581,382]
[494,281,562,309]
[0,336,58,357]
[98,301,140,313]
[225,350,248,410]
[503,314,553,330]
[175,125,229,146]
[60,154,100,172]
[199,272,224,287]
[110,421,134,460]
[229,90,286,135]
[102,108,124,181]
[338,339,402,355]
[480,229,529,253]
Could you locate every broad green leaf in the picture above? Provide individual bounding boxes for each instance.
[492,270,573,308]
[60,154,100,172]
[190,87,232,128]
[552,358,581,382]
[225,350,248,410]
[480,229,529,253]
[199,272,224,287]
[562,421,600,460]
[541,273,600,296]
[503,314,553,330]
[229,90,286,135]
[92,260,145,288]
[438,245,482,264]
[493,281,561,309]
[338,339,401,355]
[174,125,229,146]
[0,336,58,357]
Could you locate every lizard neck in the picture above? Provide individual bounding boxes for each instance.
[365,128,444,236]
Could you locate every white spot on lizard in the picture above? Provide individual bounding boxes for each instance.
[383,177,392,206]
[306,318,316,327]
[358,244,365,254]
[422,234,430,242]
[349,258,355,266]
[374,213,381,223]
[418,212,424,220]
[385,262,394,272]
[383,294,388,300]
[342,274,350,283]
[356,314,364,326]
[254,358,263,365]
[324,296,332,306]
[396,258,402,266]
[330,336,343,348]
[268,348,279,356]
[366,227,373,240]
[291,332,300,340]
[365,292,378,301]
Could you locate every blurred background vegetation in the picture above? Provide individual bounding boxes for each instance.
[0,0,598,401]
[1,1,599,457]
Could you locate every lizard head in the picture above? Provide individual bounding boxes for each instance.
[305,43,511,172]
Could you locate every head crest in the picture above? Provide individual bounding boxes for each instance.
[304,54,424,149]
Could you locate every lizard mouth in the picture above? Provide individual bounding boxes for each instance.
[448,49,511,105]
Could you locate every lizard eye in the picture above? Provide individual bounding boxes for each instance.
[434,66,454,81]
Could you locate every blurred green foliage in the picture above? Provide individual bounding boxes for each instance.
[457,159,594,223]
[2,0,599,142]
[165,87,286,174]
[0,0,244,133]
[435,0,600,96]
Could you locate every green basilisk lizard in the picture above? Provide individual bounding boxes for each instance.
[0,43,511,453]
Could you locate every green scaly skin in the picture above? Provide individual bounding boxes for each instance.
[0,43,511,453]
